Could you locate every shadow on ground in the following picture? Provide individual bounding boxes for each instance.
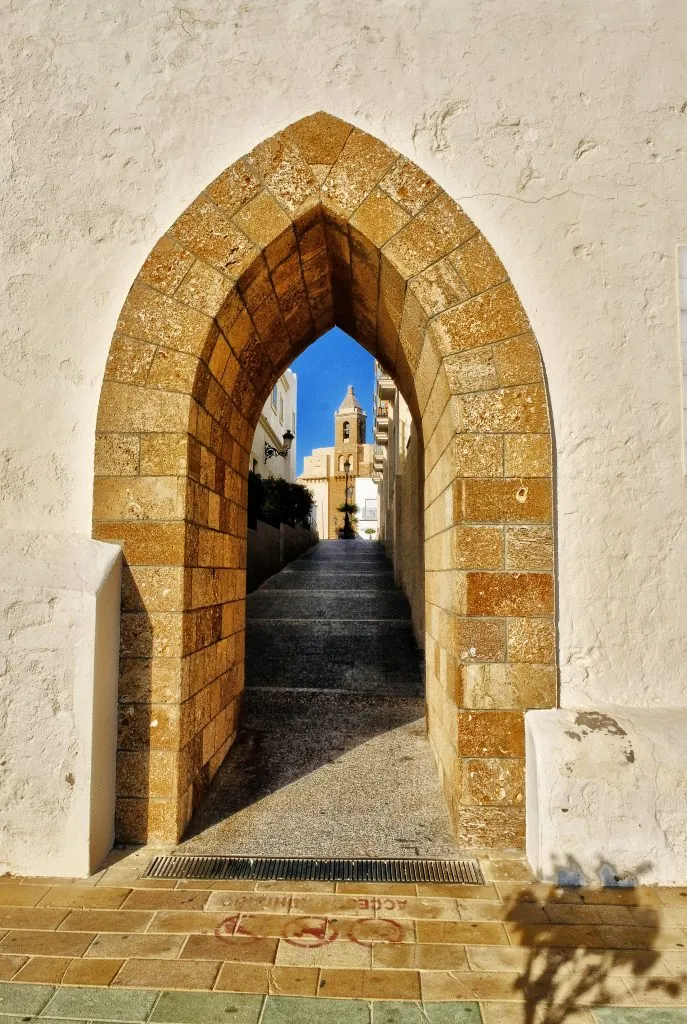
[180,689,426,839]
[507,858,687,1024]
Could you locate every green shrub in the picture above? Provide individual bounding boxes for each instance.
[248,471,314,530]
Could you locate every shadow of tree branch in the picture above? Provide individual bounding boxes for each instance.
[506,856,687,1024]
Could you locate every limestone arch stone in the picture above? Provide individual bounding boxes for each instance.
[93,112,556,848]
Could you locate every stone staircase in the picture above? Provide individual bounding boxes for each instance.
[245,540,423,696]
[178,540,464,858]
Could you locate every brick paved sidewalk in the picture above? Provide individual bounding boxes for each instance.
[0,848,685,1022]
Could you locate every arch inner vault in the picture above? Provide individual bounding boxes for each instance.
[93,112,556,850]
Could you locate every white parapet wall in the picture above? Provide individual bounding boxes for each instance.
[0,532,122,877]
[526,708,687,887]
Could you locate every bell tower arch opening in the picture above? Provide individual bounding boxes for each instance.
[93,111,556,850]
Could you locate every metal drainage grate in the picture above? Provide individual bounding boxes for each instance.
[144,856,484,885]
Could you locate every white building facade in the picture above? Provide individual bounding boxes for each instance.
[250,370,297,483]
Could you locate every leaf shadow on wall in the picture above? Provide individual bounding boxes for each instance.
[506,857,686,1024]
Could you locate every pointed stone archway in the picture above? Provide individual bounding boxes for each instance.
[93,112,556,850]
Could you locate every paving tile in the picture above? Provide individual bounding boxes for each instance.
[373,942,469,971]
[275,936,371,969]
[176,879,256,892]
[288,896,372,917]
[0,953,28,980]
[121,890,209,912]
[13,954,71,983]
[415,921,508,945]
[0,929,96,957]
[415,885,497,900]
[593,1011,687,1023]
[180,933,278,963]
[59,910,154,933]
[214,962,319,996]
[495,882,585,904]
[318,968,421,1001]
[458,900,547,924]
[0,884,50,907]
[42,983,158,1020]
[337,884,416,896]
[0,980,55,1016]
[85,932,185,959]
[372,1002,482,1023]
[480,1003,595,1023]
[623,974,687,1005]
[481,858,536,883]
[465,944,532,972]
[148,910,228,934]
[112,957,220,990]
[149,989,263,1022]
[61,957,125,986]
[255,882,336,894]
[40,887,132,910]
[204,893,292,914]
[232,913,294,937]
[262,995,370,1023]
[129,879,178,890]
[0,906,70,930]
[420,969,523,1002]
[654,891,687,908]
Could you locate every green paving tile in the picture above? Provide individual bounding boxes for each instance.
[593,1011,687,1023]
[149,991,263,1024]
[370,1002,482,1024]
[0,983,55,1016]
[40,987,159,1022]
[372,1003,482,1024]
[262,996,371,1024]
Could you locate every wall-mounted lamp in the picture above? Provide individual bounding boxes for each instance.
[264,429,294,462]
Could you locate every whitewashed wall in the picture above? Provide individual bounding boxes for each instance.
[3,1,683,710]
[1,0,687,877]
[250,369,298,482]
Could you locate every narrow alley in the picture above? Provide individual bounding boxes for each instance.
[178,541,463,858]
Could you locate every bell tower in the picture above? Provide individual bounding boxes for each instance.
[334,385,366,476]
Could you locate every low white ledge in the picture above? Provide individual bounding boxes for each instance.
[0,531,122,877]
[526,707,687,887]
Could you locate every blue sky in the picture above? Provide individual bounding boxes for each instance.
[290,328,376,477]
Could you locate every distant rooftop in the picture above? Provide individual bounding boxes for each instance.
[337,384,364,414]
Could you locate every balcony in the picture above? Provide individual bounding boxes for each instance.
[375,401,389,432]
[373,445,385,471]
[376,372,396,402]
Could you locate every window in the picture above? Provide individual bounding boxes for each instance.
[343,420,350,440]
[361,498,377,521]
[279,395,284,423]
[271,385,278,409]
[292,411,296,432]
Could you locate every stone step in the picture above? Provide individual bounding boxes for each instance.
[245,620,424,694]
[260,570,396,591]
[247,589,411,620]
[286,560,391,572]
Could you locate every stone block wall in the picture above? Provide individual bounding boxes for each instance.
[93,112,555,847]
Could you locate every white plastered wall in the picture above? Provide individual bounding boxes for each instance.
[355,476,379,538]
[0,534,121,877]
[1,0,686,876]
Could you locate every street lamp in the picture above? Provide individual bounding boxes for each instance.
[264,429,295,462]
[342,456,354,539]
